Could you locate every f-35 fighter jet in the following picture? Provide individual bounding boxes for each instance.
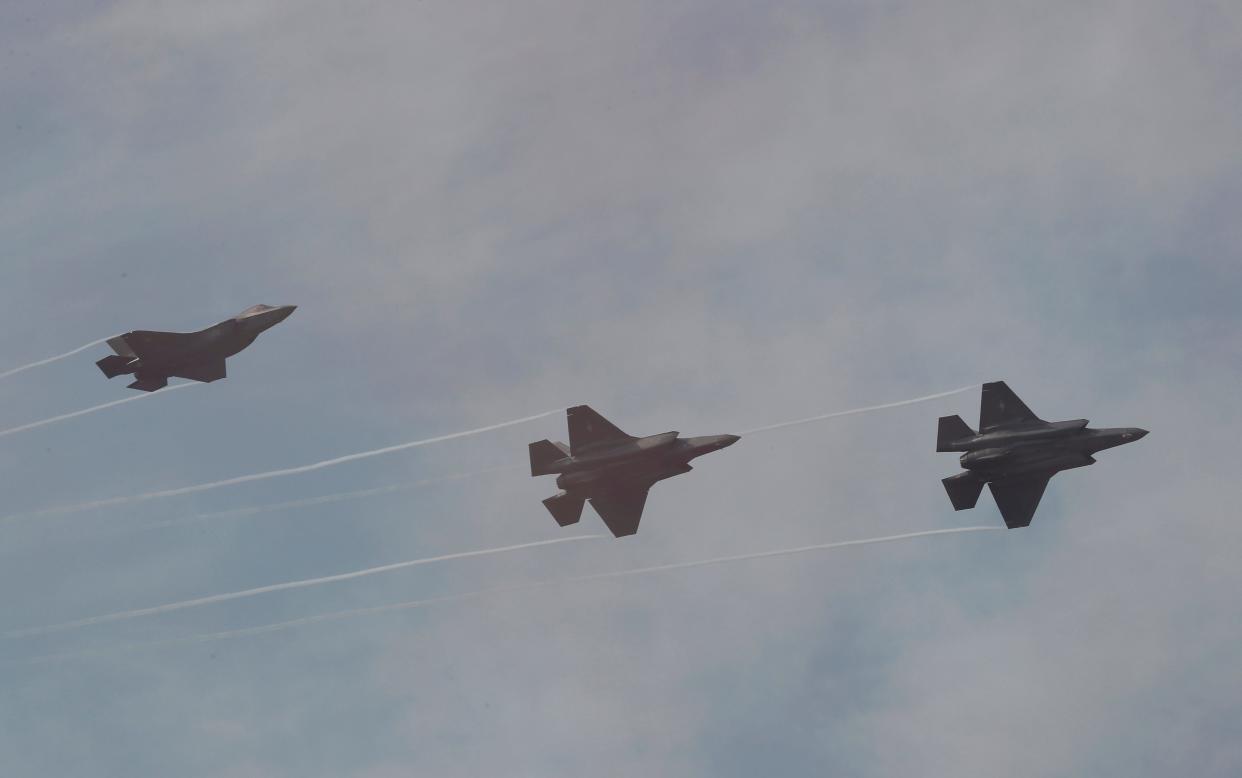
[937,381,1146,528]
[96,304,297,391]
[530,406,740,537]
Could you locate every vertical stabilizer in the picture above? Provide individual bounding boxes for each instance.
[937,415,977,452]
[96,354,137,379]
[979,381,1045,430]
[529,440,570,476]
[127,374,169,392]
[566,405,633,453]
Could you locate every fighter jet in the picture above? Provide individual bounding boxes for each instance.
[937,381,1147,528]
[96,304,297,391]
[530,406,740,537]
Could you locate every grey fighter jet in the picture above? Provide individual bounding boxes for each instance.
[96,304,297,391]
[530,406,740,537]
[937,381,1147,528]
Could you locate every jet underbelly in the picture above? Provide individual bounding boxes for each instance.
[557,450,687,492]
[960,448,1011,469]
[1005,450,1094,475]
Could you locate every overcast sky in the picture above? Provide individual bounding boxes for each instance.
[1,1,1239,776]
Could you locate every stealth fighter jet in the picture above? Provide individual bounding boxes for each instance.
[96,304,297,391]
[530,406,740,537]
[937,381,1146,528]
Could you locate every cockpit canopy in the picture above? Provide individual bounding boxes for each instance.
[237,304,281,319]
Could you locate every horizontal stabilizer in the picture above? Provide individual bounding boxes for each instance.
[529,439,570,476]
[937,415,976,451]
[543,492,585,527]
[942,472,985,511]
[96,354,136,379]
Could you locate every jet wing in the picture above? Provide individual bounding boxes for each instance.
[170,359,227,383]
[988,474,1053,529]
[119,330,201,361]
[589,486,649,538]
[567,405,634,453]
[980,381,1046,431]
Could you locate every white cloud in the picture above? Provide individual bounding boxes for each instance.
[0,1,1238,776]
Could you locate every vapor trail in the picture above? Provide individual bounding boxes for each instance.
[127,466,516,534]
[0,336,115,381]
[30,526,1000,659]
[0,383,199,440]
[8,535,600,639]
[2,409,562,523]
[738,384,978,435]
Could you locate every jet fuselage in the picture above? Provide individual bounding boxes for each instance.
[954,425,1147,479]
[937,381,1147,528]
[552,434,739,494]
[530,406,739,537]
[99,305,296,391]
[139,305,297,373]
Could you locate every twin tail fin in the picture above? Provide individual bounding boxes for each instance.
[936,415,976,452]
[529,439,570,476]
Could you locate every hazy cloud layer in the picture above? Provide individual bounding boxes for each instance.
[1,1,1239,776]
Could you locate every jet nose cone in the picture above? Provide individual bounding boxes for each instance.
[271,304,297,323]
[1132,428,1148,440]
[719,434,741,448]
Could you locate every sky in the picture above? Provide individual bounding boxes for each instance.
[1,1,1240,775]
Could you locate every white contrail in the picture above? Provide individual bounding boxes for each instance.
[4,385,974,524]
[0,336,115,381]
[565,525,1002,582]
[1,409,562,523]
[29,526,1001,659]
[7,535,601,639]
[0,382,199,440]
[125,466,517,534]
[44,467,516,547]
[737,384,978,435]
